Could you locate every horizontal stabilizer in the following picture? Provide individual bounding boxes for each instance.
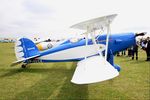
[71,56,119,84]
[11,55,40,66]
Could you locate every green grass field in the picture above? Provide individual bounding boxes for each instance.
[0,43,149,100]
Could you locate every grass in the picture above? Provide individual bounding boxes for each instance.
[0,43,149,100]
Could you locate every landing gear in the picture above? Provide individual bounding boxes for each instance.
[21,64,27,68]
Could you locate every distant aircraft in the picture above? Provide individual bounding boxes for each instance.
[11,14,145,84]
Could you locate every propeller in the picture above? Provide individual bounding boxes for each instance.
[135,32,147,37]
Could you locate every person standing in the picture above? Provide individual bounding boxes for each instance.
[131,44,138,60]
[128,48,132,57]
[146,37,150,61]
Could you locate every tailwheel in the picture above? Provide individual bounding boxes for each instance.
[21,64,27,68]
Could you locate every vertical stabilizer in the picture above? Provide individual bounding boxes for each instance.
[15,38,40,61]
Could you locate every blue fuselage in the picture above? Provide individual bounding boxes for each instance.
[39,32,136,62]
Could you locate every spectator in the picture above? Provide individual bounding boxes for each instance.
[128,48,132,57]
[146,37,150,61]
[141,39,147,50]
[131,44,138,60]
[116,52,120,56]
[121,49,126,56]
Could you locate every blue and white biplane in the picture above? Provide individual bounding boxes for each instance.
[11,14,145,84]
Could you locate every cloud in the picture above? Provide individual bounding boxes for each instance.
[0,0,150,38]
[0,0,56,37]
[23,0,52,14]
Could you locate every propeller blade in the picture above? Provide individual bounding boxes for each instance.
[135,32,147,37]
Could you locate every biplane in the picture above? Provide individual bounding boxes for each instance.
[11,14,145,84]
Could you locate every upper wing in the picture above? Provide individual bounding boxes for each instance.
[71,55,119,84]
[70,14,117,32]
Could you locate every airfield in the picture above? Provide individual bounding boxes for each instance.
[0,43,149,100]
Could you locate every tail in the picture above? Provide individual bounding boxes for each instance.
[11,38,40,66]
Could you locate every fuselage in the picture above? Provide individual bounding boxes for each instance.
[37,32,136,62]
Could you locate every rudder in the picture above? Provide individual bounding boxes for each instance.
[15,38,40,61]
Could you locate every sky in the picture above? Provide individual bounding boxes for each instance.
[0,0,149,39]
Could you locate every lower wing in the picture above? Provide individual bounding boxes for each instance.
[71,55,119,84]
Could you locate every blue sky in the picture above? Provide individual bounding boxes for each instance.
[0,0,149,39]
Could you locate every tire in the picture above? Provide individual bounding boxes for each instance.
[21,64,26,68]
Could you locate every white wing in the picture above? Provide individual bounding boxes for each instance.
[70,14,117,32]
[71,56,119,84]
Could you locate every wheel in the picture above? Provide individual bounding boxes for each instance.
[21,64,26,68]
